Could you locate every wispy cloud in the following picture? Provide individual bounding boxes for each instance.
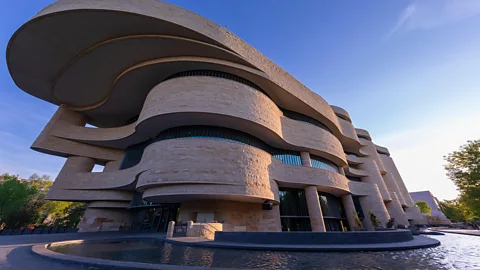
[386,4,417,38]
[386,0,480,37]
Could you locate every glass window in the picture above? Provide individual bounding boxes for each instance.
[279,188,309,216]
[310,155,339,173]
[318,192,344,218]
[352,196,364,219]
[346,176,362,182]
[281,217,312,232]
[318,192,349,231]
[279,188,311,231]
[119,140,150,170]
[273,153,302,165]
[324,218,348,232]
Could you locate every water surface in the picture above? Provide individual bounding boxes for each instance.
[50,233,480,269]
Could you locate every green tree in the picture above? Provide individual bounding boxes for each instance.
[0,174,37,228]
[438,199,471,222]
[444,140,480,218]
[52,203,87,228]
[1,173,86,229]
[415,200,432,215]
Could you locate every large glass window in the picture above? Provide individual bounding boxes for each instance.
[352,196,364,219]
[119,140,151,169]
[311,155,339,173]
[318,192,348,231]
[272,153,302,166]
[279,188,311,231]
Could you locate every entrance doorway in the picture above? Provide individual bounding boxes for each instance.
[138,204,180,232]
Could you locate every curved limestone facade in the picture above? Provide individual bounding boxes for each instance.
[8,0,424,232]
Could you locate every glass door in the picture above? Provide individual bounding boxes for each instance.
[156,206,170,232]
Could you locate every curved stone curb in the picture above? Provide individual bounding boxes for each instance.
[165,236,440,252]
[31,238,237,270]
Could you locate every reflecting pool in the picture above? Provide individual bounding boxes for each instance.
[50,233,480,269]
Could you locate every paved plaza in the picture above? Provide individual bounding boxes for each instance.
[436,229,480,237]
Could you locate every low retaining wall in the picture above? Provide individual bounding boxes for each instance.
[214,230,413,245]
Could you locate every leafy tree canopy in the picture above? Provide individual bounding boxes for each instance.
[438,199,474,222]
[444,140,480,218]
[0,173,37,225]
[0,172,86,229]
[414,200,432,215]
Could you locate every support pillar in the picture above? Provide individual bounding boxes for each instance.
[300,151,325,232]
[304,185,326,232]
[385,192,409,227]
[358,185,390,230]
[166,221,175,239]
[341,194,358,231]
[300,151,312,167]
[103,160,121,172]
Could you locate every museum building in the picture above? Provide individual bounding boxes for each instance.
[7,0,426,233]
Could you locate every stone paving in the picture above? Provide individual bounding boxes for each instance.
[0,232,164,270]
[436,229,480,236]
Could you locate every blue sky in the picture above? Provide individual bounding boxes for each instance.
[1,0,479,200]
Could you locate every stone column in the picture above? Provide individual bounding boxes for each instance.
[304,185,326,232]
[341,194,358,231]
[300,151,312,167]
[386,192,409,227]
[358,185,390,231]
[166,221,175,239]
[338,167,346,176]
[300,151,326,232]
[103,160,121,172]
